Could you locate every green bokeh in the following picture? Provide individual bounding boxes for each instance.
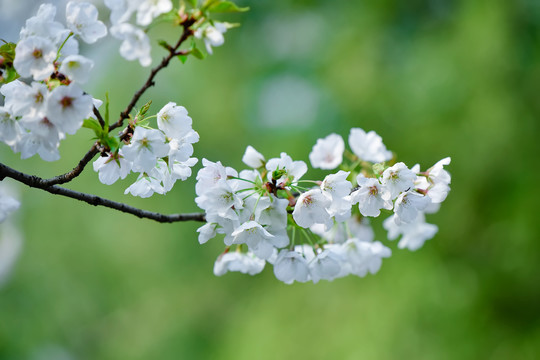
[1,0,540,359]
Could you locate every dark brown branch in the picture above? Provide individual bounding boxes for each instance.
[39,144,100,186]
[0,162,206,224]
[92,106,105,128]
[110,19,195,132]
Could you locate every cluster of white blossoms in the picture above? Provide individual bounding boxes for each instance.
[105,0,174,66]
[0,2,106,161]
[196,128,451,284]
[0,2,205,197]
[93,102,199,197]
[0,2,451,286]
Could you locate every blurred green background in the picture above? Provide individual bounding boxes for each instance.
[1,0,540,359]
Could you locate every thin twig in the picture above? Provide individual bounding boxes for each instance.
[93,105,105,129]
[40,144,100,186]
[0,162,206,223]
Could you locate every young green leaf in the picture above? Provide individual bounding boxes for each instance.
[191,47,205,59]
[83,118,104,137]
[207,1,249,13]
[178,54,188,63]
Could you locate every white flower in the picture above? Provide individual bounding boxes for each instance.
[292,189,332,228]
[59,55,94,84]
[93,150,132,185]
[167,158,198,184]
[383,213,438,251]
[242,145,265,168]
[14,117,61,161]
[425,157,451,203]
[320,170,353,222]
[195,22,227,55]
[150,158,198,193]
[13,36,56,80]
[122,127,169,172]
[348,128,392,163]
[195,179,243,220]
[308,250,342,283]
[66,2,107,44]
[46,84,94,135]
[124,173,164,197]
[157,102,193,139]
[381,162,416,200]
[167,131,199,163]
[110,23,152,66]
[230,221,279,260]
[266,152,307,188]
[213,251,266,276]
[311,216,375,244]
[136,0,173,26]
[19,4,67,45]
[309,133,345,170]
[104,0,140,24]
[0,107,21,147]
[195,158,237,196]
[350,175,393,217]
[273,250,310,284]
[339,239,391,277]
[3,81,48,118]
[197,223,218,244]
[258,196,289,229]
[393,191,430,224]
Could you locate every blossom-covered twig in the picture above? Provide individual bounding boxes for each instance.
[29,18,196,188]
[0,162,205,223]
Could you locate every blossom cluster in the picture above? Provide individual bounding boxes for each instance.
[0,2,211,197]
[195,128,451,284]
[105,0,174,66]
[93,102,199,197]
[0,2,106,161]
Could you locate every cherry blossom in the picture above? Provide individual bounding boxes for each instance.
[66,2,107,44]
[348,128,392,163]
[309,133,344,170]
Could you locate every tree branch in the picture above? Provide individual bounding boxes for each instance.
[39,144,100,186]
[0,162,206,224]
[9,20,196,192]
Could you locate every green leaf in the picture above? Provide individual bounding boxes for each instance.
[83,118,104,136]
[104,136,120,153]
[191,47,205,59]
[104,92,110,133]
[0,67,19,84]
[135,100,152,123]
[0,42,16,62]
[157,40,171,51]
[178,54,188,63]
[207,1,249,13]
[187,0,198,8]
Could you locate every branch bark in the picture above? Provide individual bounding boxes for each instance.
[40,144,100,186]
[0,162,206,224]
